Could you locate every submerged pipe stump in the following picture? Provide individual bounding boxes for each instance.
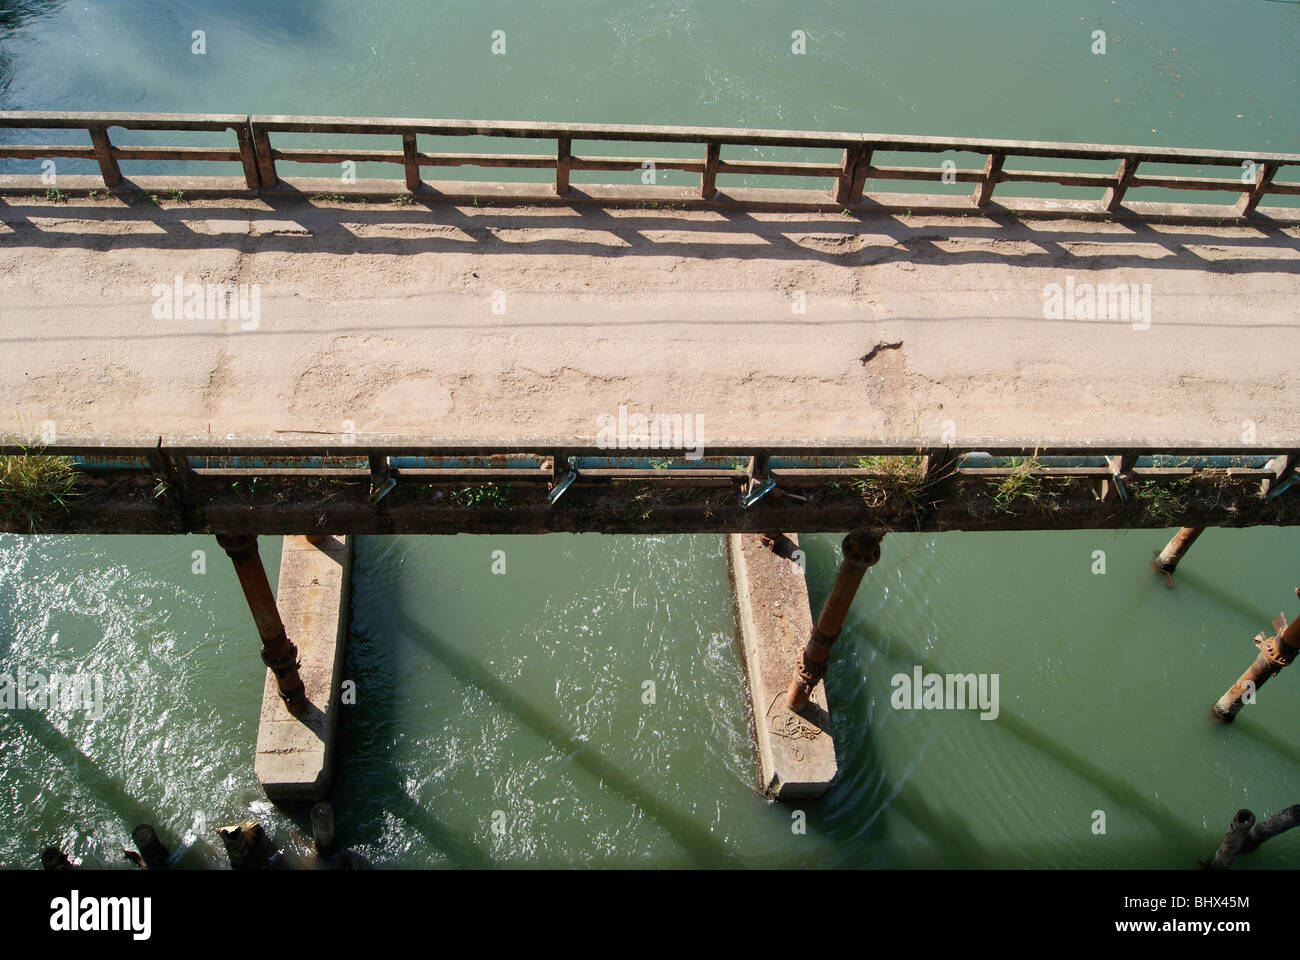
[786,530,882,712]
[1209,809,1256,870]
[41,848,73,870]
[1241,803,1300,853]
[311,802,337,857]
[131,824,169,869]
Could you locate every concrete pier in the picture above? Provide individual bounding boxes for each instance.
[253,535,353,800]
[727,533,837,800]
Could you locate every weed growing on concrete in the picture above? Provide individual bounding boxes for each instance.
[303,477,349,501]
[1131,476,1192,525]
[230,476,287,503]
[44,187,69,203]
[852,455,925,508]
[992,454,1057,513]
[451,482,509,506]
[611,479,655,519]
[0,446,81,531]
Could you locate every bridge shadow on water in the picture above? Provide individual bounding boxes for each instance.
[1,708,170,868]
[331,597,738,868]
[822,618,1214,868]
[327,529,1300,869]
[800,528,1226,868]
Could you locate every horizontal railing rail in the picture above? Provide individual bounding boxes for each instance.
[1,111,1297,215]
[0,110,261,189]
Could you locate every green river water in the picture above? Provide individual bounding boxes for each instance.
[1,0,1298,868]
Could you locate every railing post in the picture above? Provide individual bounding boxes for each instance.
[700,141,720,199]
[88,126,122,188]
[742,453,773,508]
[234,121,261,189]
[833,143,871,206]
[368,454,394,506]
[145,443,197,516]
[972,152,1004,207]
[1236,160,1277,217]
[252,123,278,187]
[402,133,421,191]
[1262,451,1297,497]
[1100,452,1137,502]
[555,136,571,196]
[551,449,570,486]
[1101,157,1137,212]
[921,447,961,507]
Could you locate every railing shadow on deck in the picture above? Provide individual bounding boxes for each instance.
[2,189,1299,282]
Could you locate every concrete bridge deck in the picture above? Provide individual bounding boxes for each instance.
[2,195,1298,450]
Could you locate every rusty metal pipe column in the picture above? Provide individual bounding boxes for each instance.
[1153,526,1203,582]
[216,534,308,716]
[786,530,882,711]
[1212,600,1300,722]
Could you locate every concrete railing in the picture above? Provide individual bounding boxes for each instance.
[2,111,1298,214]
[0,111,260,188]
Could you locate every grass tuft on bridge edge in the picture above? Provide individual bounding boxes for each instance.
[0,447,82,532]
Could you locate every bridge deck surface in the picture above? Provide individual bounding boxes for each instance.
[2,196,1297,447]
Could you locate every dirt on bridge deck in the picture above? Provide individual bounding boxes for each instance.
[1,194,1298,447]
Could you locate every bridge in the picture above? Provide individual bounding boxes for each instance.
[2,111,1298,801]
[1,111,1298,536]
